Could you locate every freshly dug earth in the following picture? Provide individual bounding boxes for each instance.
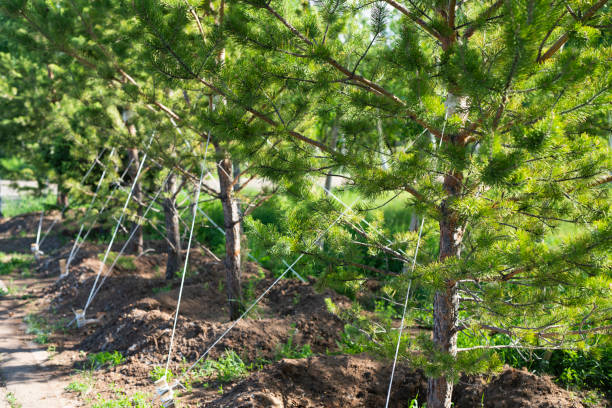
[207,354,585,408]
[0,214,601,408]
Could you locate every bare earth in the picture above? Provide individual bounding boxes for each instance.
[0,284,76,408]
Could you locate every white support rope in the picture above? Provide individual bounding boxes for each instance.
[172,197,359,387]
[319,184,412,261]
[38,148,108,249]
[63,156,136,276]
[35,210,44,247]
[384,113,449,405]
[86,171,172,310]
[62,149,116,275]
[195,205,306,282]
[384,218,424,408]
[82,135,154,313]
[164,134,211,380]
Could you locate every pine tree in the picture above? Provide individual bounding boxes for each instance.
[2,1,610,407]
[198,1,611,406]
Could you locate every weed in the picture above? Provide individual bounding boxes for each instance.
[88,351,126,369]
[190,350,249,383]
[407,395,422,407]
[275,326,313,360]
[65,381,90,395]
[98,251,136,270]
[0,253,33,276]
[152,282,172,294]
[6,392,21,408]
[24,313,51,344]
[47,344,57,355]
[89,391,152,408]
[149,366,173,382]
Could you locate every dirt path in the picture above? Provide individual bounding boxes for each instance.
[0,288,76,408]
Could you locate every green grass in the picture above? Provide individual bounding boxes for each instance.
[190,350,250,383]
[5,392,21,408]
[152,282,172,294]
[1,193,56,218]
[0,252,34,276]
[65,380,90,395]
[89,391,152,408]
[149,366,173,382]
[87,351,126,369]
[23,313,51,344]
[23,313,66,344]
[97,252,136,270]
[275,326,313,360]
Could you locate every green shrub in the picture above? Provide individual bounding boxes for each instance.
[88,351,126,369]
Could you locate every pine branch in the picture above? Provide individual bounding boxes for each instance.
[462,0,505,40]
[381,0,444,43]
[538,0,609,63]
[261,3,445,141]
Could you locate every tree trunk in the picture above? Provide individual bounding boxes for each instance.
[427,90,466,408]
[427,172,463,408]
[56,182,69,218]
[324,123,339,193]
[164,172,182,280]
[127,146,144,255]
[216,147,243,320]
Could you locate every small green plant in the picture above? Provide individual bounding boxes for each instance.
[24,313,51,344]
[65,381,90,394]
[90,391,152,408]
[217,279,224,293]
[88,351,126,369]
[275,327,313,360]
[149,366,174,382]
[407,395,422,408]
[324,298,338,314]
[190,350,249,383]
[98,251,136,270]
[6,392,21,408]
[152,282,172,294]
[0,252,34,276]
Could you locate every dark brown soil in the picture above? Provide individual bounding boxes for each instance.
[0,213,602,408]
[208,354,585,408]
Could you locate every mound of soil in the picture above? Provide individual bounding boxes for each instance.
[207,354,585,408]
[0,212,66,255]
[78,274,348,366]
[0,214,591,408]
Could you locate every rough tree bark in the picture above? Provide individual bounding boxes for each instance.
[427,171,463,408]
[216,145,243,320]
[163,172,182,280]
[127,146,144,255]
[426,91,466,408]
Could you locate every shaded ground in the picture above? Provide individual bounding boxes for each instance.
[0,213,605,407]
[0,277,77,408]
